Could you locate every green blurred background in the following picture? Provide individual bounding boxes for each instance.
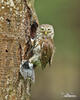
[31,0,80,100]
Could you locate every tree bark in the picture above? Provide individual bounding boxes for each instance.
[0,0,38,100]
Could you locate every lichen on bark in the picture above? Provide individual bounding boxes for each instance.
[0,0,38,100]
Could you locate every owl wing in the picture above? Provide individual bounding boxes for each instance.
[41,39,54,69]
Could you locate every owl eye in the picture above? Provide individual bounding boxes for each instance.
[48,28,50,30]
[41,27,44,31]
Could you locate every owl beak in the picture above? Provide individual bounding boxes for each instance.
[45,31,47,35]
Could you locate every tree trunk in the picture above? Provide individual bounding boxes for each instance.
[0,0,38,100]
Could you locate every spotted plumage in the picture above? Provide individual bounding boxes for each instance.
[29,24,55,69]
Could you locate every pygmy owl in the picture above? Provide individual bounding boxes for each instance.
[29,24,55,69]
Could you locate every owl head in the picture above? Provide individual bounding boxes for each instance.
[37,24,54,40]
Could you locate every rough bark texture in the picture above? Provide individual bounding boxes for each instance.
[0,0,38,100]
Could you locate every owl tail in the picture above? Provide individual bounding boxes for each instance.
[49,58,52,67]
[41,61,47,70]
